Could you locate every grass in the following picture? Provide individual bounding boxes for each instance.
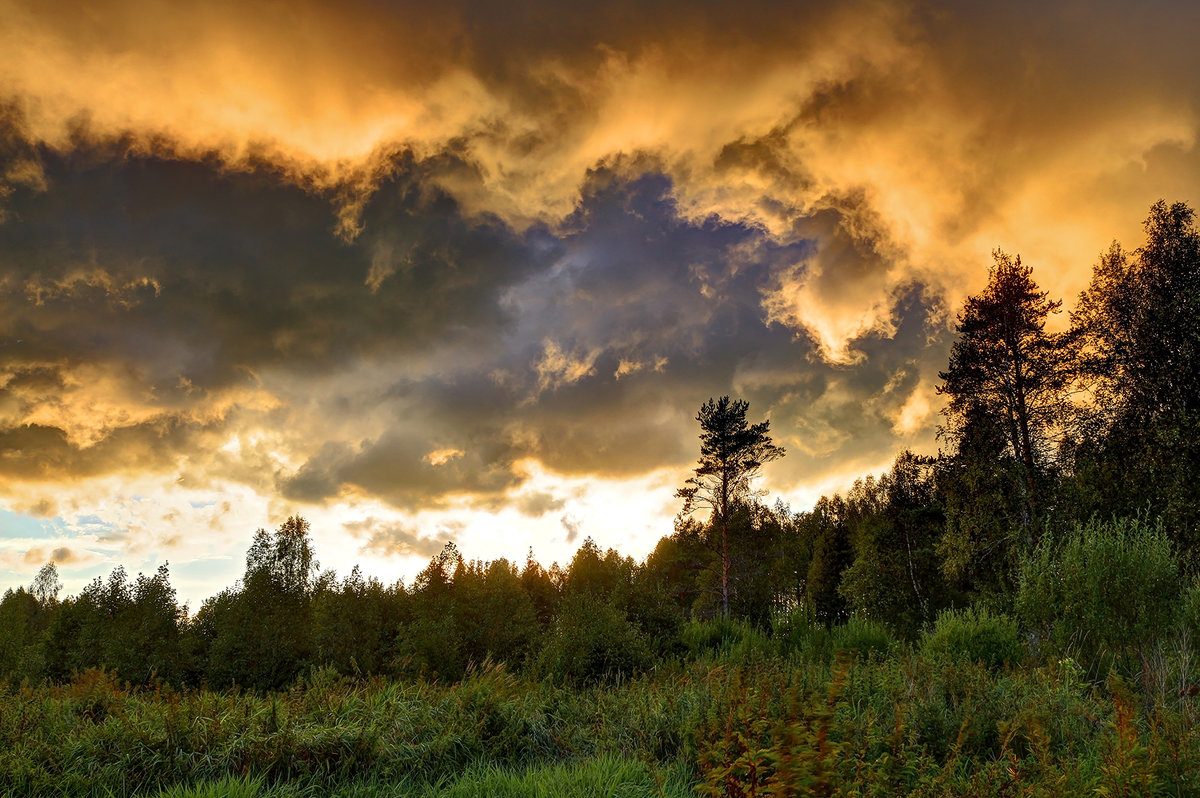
[4,644,1200,797]
[133,757,694,798]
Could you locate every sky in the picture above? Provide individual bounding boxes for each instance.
[1,0,1198,607]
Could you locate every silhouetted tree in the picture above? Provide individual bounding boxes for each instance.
[1071,202,1200,547]
[30,562,61,607]
[938,251,1077,542]
[677,396,784,618]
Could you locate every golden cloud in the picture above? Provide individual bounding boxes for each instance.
[3,0,1200,599]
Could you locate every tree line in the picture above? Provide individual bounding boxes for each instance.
[2,199,1199,690]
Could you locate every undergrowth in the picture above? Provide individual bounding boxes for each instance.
[4,645,1199,797]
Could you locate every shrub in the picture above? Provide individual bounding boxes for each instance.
[771,605,830,662]
[680,617,775,663]
[1180,576,1200,648]
[1017,516,1179,678]
[831,615,892,659]
[921,605,1022,669]
[536,596,651,685]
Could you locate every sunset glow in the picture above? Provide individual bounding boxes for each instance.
[2,0,1198,605]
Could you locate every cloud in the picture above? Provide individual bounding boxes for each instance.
[0,543,101,570]
[560,513,582,543]
[533,340,599,396]
[516,491,566,517]
[343,516,444,559]
[2,0,1199,599]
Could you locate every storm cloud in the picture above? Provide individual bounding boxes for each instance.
[0,0,1197,599]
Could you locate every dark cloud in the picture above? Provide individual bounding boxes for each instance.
[0,421,208,481]
[560,513,581,543]
[0,105,951,512]
[516,492,566,517]
[1,0,1194,569]
[343,517,444,559]
[8,544,91,568]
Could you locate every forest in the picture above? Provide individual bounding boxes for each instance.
[3,200,1200,796]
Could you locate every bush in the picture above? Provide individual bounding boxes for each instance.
[536,596,651,685]
[680,617,775,663]
[1017,516,1179,678]
[921,605,1022,669]
[771,605,830,662]
[1180,576,1200,648]
[831,615,892,659]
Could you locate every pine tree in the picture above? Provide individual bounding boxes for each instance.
[938,251,1077,544]
[677,396,784,618]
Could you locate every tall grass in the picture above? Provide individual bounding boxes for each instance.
[5,640,1200,796]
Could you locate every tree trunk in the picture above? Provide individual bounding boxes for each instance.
[721,512,730,619]
[720,470,730,620]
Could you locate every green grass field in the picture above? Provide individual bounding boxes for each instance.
[5,637,1199,797]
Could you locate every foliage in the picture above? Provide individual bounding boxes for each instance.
[312,566,405,677]
[831,615,893,659]
[1071,202,1200,548]
[5,635,1200,796]
[677,395,784,619]
[1017,516,1179,678]
[1180,575,1200,649]
[681,617,778,665]
[939,250,1077,484]
[536,594,652,685]
[936,406,1026,599]
[203,518,320,691]
[800,496,853,625]
[921,605,1023,669]
[837,452,950,637]
[29,563,61,607]
[771,604,831,663]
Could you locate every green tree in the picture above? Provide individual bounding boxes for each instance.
[520,549,560,630]
[643,517,710,617]
[0,563,61,681]
[936,406,1026,599]
[1075,202,1200,424]
[123,564,184,684]
[938,251,1077,543]
[536,593,651,685]
[722,500,789,625]
[30,562,61,607]
[398,542,467,680]
[0,587,43,680]
[207,517,319,690]
[450,557,539,669]
[837,452,949,636]
[311,566,405,676]
[245,515,317,596]
[800,496,853,624]
[1072,201,1200,548]
[677,396,784,618]
[1017,516,1178,679]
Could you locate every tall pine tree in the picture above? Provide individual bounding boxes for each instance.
[938,251,1077,549]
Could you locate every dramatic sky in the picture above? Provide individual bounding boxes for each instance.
[1,0,1197,605]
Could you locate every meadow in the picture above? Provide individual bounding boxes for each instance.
[5,607,1199,798]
